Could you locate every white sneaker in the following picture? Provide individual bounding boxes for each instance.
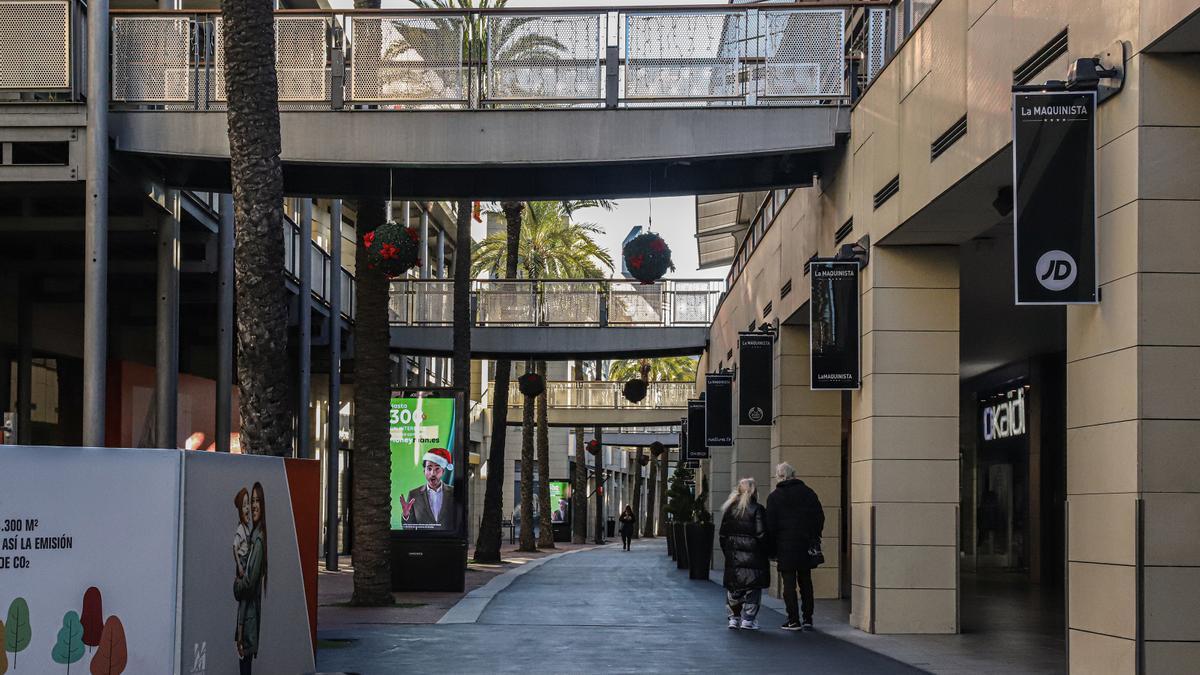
[740,619,760,630]
[728,617,740,629]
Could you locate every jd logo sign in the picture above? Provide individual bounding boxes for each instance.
[1013,90,1098,304]
[1036,250,1077,291]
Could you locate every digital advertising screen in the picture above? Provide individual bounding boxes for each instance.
[548,480,572,524]
[389,391,461,533]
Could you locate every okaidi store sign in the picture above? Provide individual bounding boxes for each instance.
[980,386,1028,442]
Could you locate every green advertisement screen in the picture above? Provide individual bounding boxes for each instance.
[549,480,571,524]
[389,395,458,532]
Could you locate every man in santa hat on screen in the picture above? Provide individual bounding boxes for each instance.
[403,447,455,528]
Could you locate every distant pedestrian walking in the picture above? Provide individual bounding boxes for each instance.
[619,505,636,551]
[719,477,769,630]
[765,462,825,631]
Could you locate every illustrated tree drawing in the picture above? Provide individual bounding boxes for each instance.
[80,588,103,652]
[4,598,30,669]
[51,611,84,674]
[88,616,126,675]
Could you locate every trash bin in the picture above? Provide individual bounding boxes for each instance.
[606,518,616,538]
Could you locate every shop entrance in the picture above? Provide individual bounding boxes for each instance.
[958,226,1066,659]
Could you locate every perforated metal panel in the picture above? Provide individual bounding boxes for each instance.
[671,281,715,324]
[608,282,664,324]
[412,281,453,324]
[624,12,744,101]
[541,281,601,324]
[0,0,70,91]
[760,9,844,98]
[867,8,887,82]
[111,17,192,102]
[214,17,329,102]
[349,14,466,103]
[486,14,602,103]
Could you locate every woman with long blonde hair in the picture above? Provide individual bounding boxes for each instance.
[718,477,770,630]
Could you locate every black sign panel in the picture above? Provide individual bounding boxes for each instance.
[685,460,701,469]
[705,373,734,446]
[1013,91,1097,304]
[810,261,861,390]
[686,399,709,460]
[738,332,773,425]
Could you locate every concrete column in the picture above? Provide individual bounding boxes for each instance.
[216,194,234,453]
[771,324,843,599]
[82,0,110,447]
[849,245,959,635]
[155,191,180,449]
[437,227,446,279]
[1062,54,1200,673]
[325,199,343,570]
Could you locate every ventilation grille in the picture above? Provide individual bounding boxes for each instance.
[931,114,967,161]
[834,218,853,244]
[727,349,734,360]
[803,254,817,275]
[762,301,773,318]
[1014,28,1068,86]
[780,279,792,298]
[748,320,758,331]
[873,175,900,210]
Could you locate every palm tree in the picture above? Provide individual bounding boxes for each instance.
[474,202,613,550]
[572,360,587,543]
[220,0,289,460]
[609,356,698,383]
[473,199,522,563]
[642,446,658,538]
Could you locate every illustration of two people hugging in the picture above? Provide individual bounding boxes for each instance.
[233,483,268,674]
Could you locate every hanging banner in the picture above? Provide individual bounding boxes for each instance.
[810,260,861,390]
[686,399,709,460]
[705,373,734,447]
[738,332,773,425]
[1013,90,1098,304]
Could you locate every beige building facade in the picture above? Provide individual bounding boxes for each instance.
[699,0,1200,671]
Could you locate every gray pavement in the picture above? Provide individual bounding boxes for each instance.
[317,540,923,674]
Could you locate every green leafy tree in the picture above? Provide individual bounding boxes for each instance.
[693,473,712,525]
[51,611,84,673]
[665,460,695,524]
[609,357,698,383]
[5,598,30,668]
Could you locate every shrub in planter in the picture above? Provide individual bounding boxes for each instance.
[622,378,648,403]
[622,232,675,284]
[517,371,544,397]
[363,221,420,278]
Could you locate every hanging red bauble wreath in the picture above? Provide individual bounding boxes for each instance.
[586,439,602,455]
[622,232,675,284]
[650,441,666,457]
[638,454,651,466]
[363,221,420,278]
[518,371,545,397]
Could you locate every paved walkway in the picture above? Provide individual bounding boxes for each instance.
[317,540,921,674]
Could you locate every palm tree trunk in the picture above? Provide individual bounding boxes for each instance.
[349,198,394,606]
[535,360,554,548]
[474,201,523,562]
[657,451,669,536]
[221,0,289,459]
[642,449,658,537]
[632,447,644,539]
[518,368,537,552]
[452,199,471,539]
[572,362,587,543]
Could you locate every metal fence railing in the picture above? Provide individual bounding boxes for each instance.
[505,381,694,410]
[388,278,722,327]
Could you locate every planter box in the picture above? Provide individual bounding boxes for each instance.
[686,522,714,580]
[674,522,689,569]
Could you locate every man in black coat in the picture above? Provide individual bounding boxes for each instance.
[765,462,825,631]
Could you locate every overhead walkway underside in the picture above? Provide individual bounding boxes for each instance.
[110,106,847,199]
[501,382,690,427]
[391,325,707,359]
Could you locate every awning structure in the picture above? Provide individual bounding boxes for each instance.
[694,191,765,269]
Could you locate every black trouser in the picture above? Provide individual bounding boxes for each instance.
[780,567,814,624]
[621,531,632,549]
[240,655,253,675]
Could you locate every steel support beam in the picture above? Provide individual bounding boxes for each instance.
[83,0,110,447]
[217,194,234,452]
[437,226,445,278]
[155,190,180,448]
[325,199,343,570]
[297,199,313,459]
[17,283,32,445]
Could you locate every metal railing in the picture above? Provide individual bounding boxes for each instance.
[282,216,355,319]
[505,380,693,410]
[0,2,892,109]
[388,278,722,327]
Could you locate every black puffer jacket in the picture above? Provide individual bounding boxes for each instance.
[719,499,770,591]
[765,479,825,572]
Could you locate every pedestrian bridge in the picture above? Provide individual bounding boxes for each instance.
[504,382,691,427]
[0,3,887,197]
[388,278,719,359]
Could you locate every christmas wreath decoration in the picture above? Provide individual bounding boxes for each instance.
[586,439,602,455]
[518,371,545,397]
[622,232,675,284]
[650,441,666,457]
[638,454,651,466]
[622,378,648,403]
[363,220,420,278]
